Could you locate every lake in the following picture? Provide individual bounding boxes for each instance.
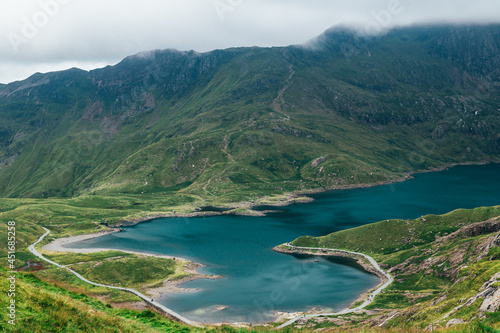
[70,164,500,324]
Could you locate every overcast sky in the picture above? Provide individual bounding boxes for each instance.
[1,0,500,84]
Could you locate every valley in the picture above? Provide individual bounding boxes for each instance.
[1,24,500,332]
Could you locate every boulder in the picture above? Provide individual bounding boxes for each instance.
[446,319,466,327]
[479,288,500,312]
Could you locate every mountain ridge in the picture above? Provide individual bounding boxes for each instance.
[0,24,499,199]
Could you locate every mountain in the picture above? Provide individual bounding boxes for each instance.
[1,24,499,199]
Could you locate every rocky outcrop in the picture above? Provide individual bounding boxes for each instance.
[479,272,500,313]
[439,272,500,325]
[311,156,328,168]
[480,288,500,313]
[446,319,466,327]
[436,217,500,243]
[390,220,500,279]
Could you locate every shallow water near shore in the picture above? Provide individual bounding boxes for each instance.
[71,164,500,324]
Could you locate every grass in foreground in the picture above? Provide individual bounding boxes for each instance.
[1,267,494,333]
[1,196,499,332]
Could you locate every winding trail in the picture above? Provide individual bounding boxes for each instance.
[276,244,393,329]
[30,228,392,329]
[28,227,202,327]
[272,61,295,118]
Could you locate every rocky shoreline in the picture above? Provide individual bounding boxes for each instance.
[146,261,224,300]
[41,231,224,298]
[42,229,123,253]
[112,161,494,229]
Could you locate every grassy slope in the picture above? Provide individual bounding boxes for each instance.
[292,206,500,256]
[0,26,499,200]
[1,197,499,332]
[0,25,499,332]
[0,269,200,333]
[1,269,494,333]
[290,207,500,331]
[42,251,189,296]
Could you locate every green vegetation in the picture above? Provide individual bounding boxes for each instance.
[1,268,496,333]
[0,26,499,200]
[293,206,500,255]
[3,198,499,332]
[72,256,173,286]
[0,24,500,332]
[0,269,188,333]
[30,249,193,306]
[0,269,278,333]
[45,251,183,289]
[287,207,500,331]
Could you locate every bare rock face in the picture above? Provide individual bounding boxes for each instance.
[479,288,500,313]
[438,218,500,242]
[478,272,500,313]
[493,233,500,247]
[431,295,447,306]
[311,156,327,168]
[446,319,466,327]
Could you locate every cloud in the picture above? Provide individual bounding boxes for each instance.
[1,0,500,83]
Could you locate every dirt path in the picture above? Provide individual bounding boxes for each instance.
[29,227,202,327]
[272,61,295,118]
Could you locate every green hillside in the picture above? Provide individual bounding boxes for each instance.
[286,207,500,331]
[1,24,500,332]
[2,202,498,332]
[1,25,499,200]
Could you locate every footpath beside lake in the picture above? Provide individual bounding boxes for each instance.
[69,164,500,324]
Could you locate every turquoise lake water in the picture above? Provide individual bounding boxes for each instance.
[71,164,500,324]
